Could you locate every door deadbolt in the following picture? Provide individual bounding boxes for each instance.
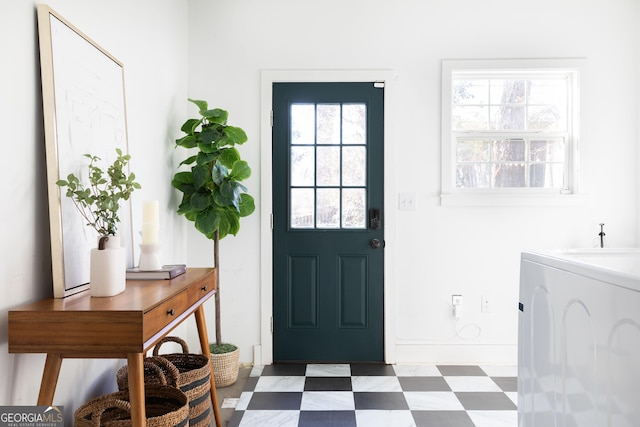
[369,209,381,230]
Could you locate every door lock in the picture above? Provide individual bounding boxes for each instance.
[370,238,382,249]
[369,208,381,230]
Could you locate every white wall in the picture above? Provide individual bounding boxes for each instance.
[1,0,639,415]
[0,0,189,417]
[188,0,640,365]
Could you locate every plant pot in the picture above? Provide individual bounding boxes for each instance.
[210,347,239,387]
[90,235,126,297]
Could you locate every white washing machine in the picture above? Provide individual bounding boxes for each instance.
[518,249,640,427]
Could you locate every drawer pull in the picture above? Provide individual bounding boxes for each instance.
[201,286,208,292]
[167,309,175,316]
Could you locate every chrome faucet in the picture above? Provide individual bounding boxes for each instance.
[599,223,605,248]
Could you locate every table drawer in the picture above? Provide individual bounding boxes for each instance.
[187,281,214,306]
[144,291,189,339]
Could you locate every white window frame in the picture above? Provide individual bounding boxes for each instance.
[441,58,587,207]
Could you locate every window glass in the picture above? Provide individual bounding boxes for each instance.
[290,103,368,229]
[444,60,580,194]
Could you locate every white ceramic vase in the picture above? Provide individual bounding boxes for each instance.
[90,235,126,297]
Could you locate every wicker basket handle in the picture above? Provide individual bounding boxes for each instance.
[153,336,189,355]
[144,358,171,385]
[83,398,131,427]
[147,356,180,387]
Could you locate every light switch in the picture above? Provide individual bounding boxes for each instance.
[398,192,416,210]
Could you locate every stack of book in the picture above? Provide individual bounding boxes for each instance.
[126,264,187,280]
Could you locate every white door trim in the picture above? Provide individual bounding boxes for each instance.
[259,70,397,365]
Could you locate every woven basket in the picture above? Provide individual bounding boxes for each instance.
[210,347,239,387]
[75,364,188,427]
[117,337,212,427]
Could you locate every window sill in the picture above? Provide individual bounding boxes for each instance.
[440,193,589,207]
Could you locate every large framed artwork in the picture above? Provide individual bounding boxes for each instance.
[37,5,134,298]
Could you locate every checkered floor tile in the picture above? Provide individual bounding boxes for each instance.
[227,364,517,427]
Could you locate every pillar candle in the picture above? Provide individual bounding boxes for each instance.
[141,200,159,244]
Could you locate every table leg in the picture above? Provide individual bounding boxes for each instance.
[127,353,146,427]
[194,305,222,427]
[37,353,62,405]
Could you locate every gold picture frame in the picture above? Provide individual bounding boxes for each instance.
[37,5,134,297]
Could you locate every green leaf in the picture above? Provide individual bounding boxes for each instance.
[224,126,248,145]
[197,151,220,166]
[195,208,220,238]
[230,160,251,181]
[197,141,218,154]
[184,210,198,222]
[212,161,229,186]
[220,180,241,209]
[176,134,197,149]
[178,155,198,167]
[219,207,240,237]
[171,171,194,190]
[172,171,194,184]
[198,126,218,145]
[212,188,234,207]
[180,118,202,135]
[202,108,228,124]
[218,148,240,168]
[239,194,255,217]
[190,191,211,210]
[192,164,211,191]
[188,98,208,111]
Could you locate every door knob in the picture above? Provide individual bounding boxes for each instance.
[370,239,381,249]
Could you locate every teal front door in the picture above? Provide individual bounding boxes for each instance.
[272,82,385,362]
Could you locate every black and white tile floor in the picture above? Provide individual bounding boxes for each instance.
[227,363,517,427]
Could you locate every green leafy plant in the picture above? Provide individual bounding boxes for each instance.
[172,98,255,346]
[172,99,255,240]
[56,148,141,237]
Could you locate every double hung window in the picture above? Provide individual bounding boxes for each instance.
[441,59,584,205]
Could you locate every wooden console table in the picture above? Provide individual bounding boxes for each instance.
[8,268,221,427]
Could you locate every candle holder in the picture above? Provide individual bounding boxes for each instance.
[138,243,162,271]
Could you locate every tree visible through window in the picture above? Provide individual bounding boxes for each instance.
[442,59,582,199]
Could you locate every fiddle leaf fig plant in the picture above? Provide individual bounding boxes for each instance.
[172,98,255,346]
[56,148,141,237]
[171,99,255,240]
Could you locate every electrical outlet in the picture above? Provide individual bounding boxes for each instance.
[481,295,491,313]
[452,294,462,306]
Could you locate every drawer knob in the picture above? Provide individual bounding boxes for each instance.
[201,286,208,292]
[167,309,175,316]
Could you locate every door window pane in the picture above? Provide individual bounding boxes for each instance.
[290,102,368,229]
[316,104,341,145]
[291,146,314,186]
[291,104,315,145]
[291,188,314,229]
[317,189,340,228]
[342,104,366,145]
[316,146,340,186]
[342,189,365,228]
[342,146,366,186]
